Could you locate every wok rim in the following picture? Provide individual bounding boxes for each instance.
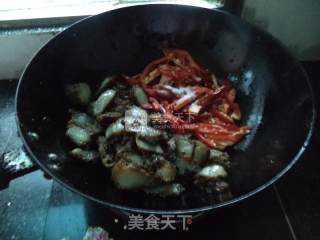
[15,3,317,215]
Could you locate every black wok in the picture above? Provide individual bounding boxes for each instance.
[15,4,316,215]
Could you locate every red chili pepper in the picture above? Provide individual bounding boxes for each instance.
[143,87,158,97]
[211,109,234,124]
[195,132,217,148]
[140,57,167,85]
[190,113,212,123]
[230,103,242,120]
[226,88,236,103]
[221,79,233,91]
[149,97,163,112]
[127,48,249,149]
[163,48,203,71]
[144,86,176,100]
[157,84,180,98]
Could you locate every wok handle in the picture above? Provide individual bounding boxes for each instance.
[0,146,39,190]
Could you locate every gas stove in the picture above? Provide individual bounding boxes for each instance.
[0,62,319,240]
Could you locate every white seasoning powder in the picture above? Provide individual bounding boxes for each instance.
[175,88,196,105]
[189,102,201,114]
[164,85,196,103]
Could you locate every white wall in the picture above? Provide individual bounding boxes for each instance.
[0,30,59,80]
[242,0,320,60]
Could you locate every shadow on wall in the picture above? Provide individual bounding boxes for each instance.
[299,45,320,61]
[241,6,269,31]
[241,0,320,61]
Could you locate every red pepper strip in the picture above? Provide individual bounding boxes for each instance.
[155,89,177,100]
[127,49,249,149]
[158,66,198,86]
[163,48,212,85]
[223,88,241,118]
[226,88,236,103]
[178,123,237,135]
[149,97,164,112]
[143,86,177,101]
[188,90,216,114]
[143,69,161,85]
[211,73,219,89]
[169,86,213,113]
[221,79,233,91]
[156,84,180,98]
[195,127,249,149]
[140,57,167,85]
[218,101,231,114]
[194,68,212,85]
[159,74,172,84]
[163,48,203,71]
[158,49,211,86]
[206,83,231,100]
[166,97,186,113]
[230,103,242,120]
[212,110,235,124]
[196,131,242,149]
[206,122,243,131]
[207,132,243,142]
[209,88,232,111]
[143,87,158,97]
[162,112,186,133]
[211,140,235,150]
[195,132,217,148]
[196,124,234,134]
[191,113,213,123]
[153,85,178,100]
[173,96,197,112]
[142,103,154,110]
[170,124,186,134]
[192,86,215,97]
[212,117,227,125]
[163,112,185,124]
[168,87,208,112]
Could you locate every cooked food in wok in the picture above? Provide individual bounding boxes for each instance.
[65,49,250,198]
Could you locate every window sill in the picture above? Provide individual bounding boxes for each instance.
[0,1,221,26]
[0,1,222,80]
